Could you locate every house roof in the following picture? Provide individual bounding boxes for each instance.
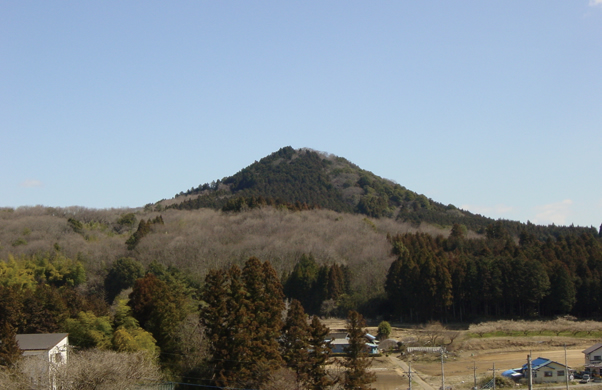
[16,333,68,351]
[331,339,350,345]
[522,357,569,371]
[583,343,602,355]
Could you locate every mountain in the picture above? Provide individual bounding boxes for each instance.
[161,146,596,239]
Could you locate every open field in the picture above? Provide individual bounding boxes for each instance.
[321,319,602,390]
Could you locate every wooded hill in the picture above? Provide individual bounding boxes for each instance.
[166,146,598,239]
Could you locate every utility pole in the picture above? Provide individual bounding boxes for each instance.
[441,347,446,390]
[564,344,570,390]
[467,361,478,390]
[407,361,414,390]
[527,352,533,390]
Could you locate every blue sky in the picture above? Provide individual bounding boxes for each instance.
[1,1,601,228]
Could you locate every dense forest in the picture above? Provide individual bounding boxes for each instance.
[1,146,601,387]
[385,223,602,322]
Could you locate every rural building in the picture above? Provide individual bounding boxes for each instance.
[16,333,69,389]
[327,331,378,355]
[583,343,602,375]
[522,357,571,384]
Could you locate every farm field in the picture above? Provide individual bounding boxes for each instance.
[322,319,600,390]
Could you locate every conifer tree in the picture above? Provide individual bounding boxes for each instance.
[281,299,310,385]
[104,257,144,304]
[342,310,376,390]
[240,258,285,387]
[306,315,335,390]
[327,264,345,300]
[201,258,286,389]
[0,286,22,366]
[129,274,191,369]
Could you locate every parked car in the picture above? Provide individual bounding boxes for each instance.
[580,374,591,383]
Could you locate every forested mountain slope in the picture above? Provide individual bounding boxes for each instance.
[165,146,598,240]
[0,206,436,289]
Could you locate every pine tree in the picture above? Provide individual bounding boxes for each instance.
[342,311,376,390]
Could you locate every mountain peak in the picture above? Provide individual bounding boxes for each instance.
[162,147,597,239]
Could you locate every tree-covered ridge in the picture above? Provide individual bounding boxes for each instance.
[385,224,602,322]
[172,146,423,215]
[167,146,598,239]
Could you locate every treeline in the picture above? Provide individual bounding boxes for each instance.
[0,252,377,389]
[170,194,321,213]
[385,222,602,322]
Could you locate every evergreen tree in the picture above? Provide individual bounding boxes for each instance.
[543,261,576,315]
[284,254,320,313]
[201,258,286,389]
[104,257,145,304]
[129,274,192,369]
[281,299,310,386]
[199,269,229,363]
[21,284,68,333]
[342,311,376,390]
[377,321,391,340]
[240,258,285,387]
[306,315,335,390]
[0,286,22,366]
[327,264,345,300]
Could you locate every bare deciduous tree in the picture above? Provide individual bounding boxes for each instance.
[14,349,162,390]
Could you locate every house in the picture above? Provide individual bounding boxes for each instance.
[327,332,378,355]
[16,333,69,363]
[16,333,69,389]
[521,357,572,384]
[583,343,602,375]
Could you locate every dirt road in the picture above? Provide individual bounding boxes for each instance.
[371,345,595,390]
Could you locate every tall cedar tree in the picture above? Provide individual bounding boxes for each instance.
[342,310,376,390]
[0,286,22,366]
[306,315,336,390]
[20,284,68,333]
[129,274,191,369]
[201,257,285,389]
[200,269,229,368]
[281,299,310,385]
[104,257,145,304]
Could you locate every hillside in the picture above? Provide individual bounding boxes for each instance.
[163,146,597,239]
